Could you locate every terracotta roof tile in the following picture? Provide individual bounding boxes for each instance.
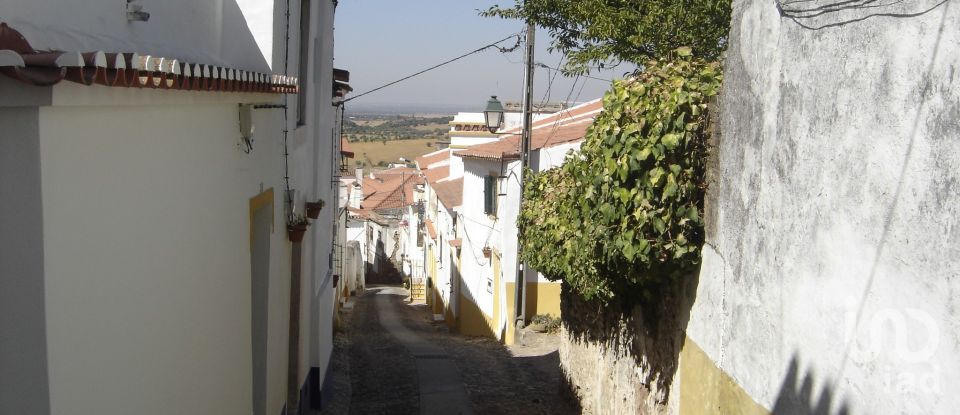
[432,178,463,209]
[415,148,451,170]
[341,137,354,158]
[0,22,298,93]
[424,165,450,185]
[361,169,421,211]
[423,219,438,239]
[456,99,603,160]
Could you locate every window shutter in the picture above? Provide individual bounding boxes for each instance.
[484,175,495,215]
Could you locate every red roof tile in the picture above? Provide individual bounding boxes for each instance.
[361,169,422,211]
[432,178,463,209]
[0,22,297,93]
[341,137,354,158]
[415,148,450,170]
[424,165,450,185]
[423,219,438,239]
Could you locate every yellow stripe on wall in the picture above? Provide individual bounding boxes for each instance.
[679,338,769,415]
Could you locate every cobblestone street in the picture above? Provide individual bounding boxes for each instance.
[326,285,580,414]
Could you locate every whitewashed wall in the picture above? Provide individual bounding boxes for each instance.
[431,200,457,307]
[2,0,272,72]
[346,220,367,264]
[686,1,960,413]
[459,158,504,321]
[298,0,338,400]
[0,0,341,413]
[38,101,282,415]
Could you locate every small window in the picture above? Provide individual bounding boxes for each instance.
[483,175,497,216]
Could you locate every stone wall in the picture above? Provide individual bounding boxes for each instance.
[558,275,698,414]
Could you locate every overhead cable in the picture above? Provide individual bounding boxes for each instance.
[343,32,523,103]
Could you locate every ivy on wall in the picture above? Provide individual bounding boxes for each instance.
[519,50,722,303]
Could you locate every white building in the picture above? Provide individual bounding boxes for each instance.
[0,1,346,414]
[454,98,602,343]
[441,102,560,151]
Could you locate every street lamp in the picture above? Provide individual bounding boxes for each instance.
[483,95,505,133]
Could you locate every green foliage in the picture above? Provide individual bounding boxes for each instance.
[518,53,721,303]
[481,0,731,73]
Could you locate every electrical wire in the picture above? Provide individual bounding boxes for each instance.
[537,56,565,108]
[535,62,613,82]
[343,32,523,103]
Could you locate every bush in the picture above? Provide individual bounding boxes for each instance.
[518,50,722,304]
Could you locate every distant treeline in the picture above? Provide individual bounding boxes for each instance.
[344,115,453,142]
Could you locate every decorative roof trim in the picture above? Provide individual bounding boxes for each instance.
[0,22,298,94]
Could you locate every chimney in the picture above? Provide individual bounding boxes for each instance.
[355,168,363,189]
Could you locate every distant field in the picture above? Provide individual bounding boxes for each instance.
[347,138,441,170]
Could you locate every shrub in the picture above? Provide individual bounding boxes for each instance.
[518,50,721,304]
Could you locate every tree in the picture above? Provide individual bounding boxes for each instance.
[481,0,731,73]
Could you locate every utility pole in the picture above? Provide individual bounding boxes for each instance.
[513,21,535,335]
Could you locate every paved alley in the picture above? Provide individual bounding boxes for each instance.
[328,285,580,415]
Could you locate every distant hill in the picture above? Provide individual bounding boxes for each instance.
[344,114,452,142]
[344,101,479,115]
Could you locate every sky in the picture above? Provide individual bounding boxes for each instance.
[334,0,632,113]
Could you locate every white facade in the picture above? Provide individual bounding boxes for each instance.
[456,143,580,337]
[0,1,343,414]
[678,1,960,413]
[425,190,460,313]
[454,100,597,340]
[459,158,508,321]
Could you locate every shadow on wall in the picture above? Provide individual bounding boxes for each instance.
[457,290,499,339]
[559,271,700,407]
[772,356,852,415]
[776,0,951,30]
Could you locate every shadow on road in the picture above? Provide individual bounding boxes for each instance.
[338,285,580,415]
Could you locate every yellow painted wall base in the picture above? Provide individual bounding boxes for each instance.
[457,290,496,338]
[503,282,517,345]
[458,255,503,339]
[444,305,456,327]
[679,338,769,415]
[524,282,561,319]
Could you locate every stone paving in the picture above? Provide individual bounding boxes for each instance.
[326,285,580,415]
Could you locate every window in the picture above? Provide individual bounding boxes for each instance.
[296,0,311,125]
[484,175,498,216]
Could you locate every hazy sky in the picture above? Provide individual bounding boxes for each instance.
[334,0,632,112]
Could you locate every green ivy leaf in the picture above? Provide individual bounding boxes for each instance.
[662,133,681,149]
[516,54,721,305]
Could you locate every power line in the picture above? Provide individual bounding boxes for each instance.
[538,56,565,108]
[535,63,612,82]
[343,32,523,103]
